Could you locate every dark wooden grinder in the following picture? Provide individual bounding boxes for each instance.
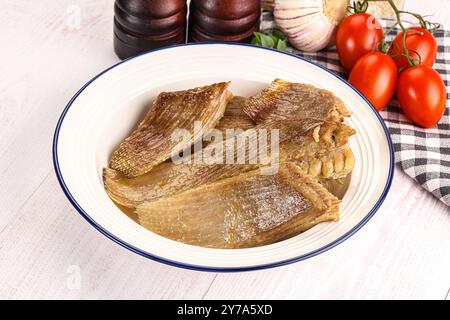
[114,0,261,59]
[189,0,260,43]
[114,0,187,59]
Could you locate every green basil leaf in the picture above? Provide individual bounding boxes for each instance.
[272,29,286,40]
[270,35,279,44]
[277,38,288,51]
[260,33,275,48]
[251,31,288,51]
[252,32,262,45]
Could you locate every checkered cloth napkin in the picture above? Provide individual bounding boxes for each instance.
[261,12,450,206]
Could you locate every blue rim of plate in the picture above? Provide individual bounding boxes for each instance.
[53,42,395,272]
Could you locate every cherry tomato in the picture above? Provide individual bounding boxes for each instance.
[397,66,446,128]
[349,52,398,111]
[389,27,438,69]
[390,26,437,70]
[336,13,384,72]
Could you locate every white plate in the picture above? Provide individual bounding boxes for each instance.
[53,43,394,272]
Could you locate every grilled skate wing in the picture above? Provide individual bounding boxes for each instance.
[104,119,325,208]
[293,145,355,180]
[282,122,356,179]
[109,82,232,177]
[215,96,255,132]
[136,163,340,249]
[243,79,351,123]
[104,119,355,208]
[103,162,256,208]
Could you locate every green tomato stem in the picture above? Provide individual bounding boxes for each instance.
[364,0,439,68]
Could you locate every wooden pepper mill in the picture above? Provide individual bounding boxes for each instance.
[114,0,187,59]
[189,0,260,43]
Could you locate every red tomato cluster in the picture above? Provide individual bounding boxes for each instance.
[336,13,446,128]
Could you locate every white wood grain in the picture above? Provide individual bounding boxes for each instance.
[0,0,449,300]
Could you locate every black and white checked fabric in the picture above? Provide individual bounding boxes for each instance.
[261,12,450,206]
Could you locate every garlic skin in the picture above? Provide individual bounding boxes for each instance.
[274,0,348,52]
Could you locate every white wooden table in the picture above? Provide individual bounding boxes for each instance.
[0,0,449,300]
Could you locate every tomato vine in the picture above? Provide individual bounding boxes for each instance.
[349,0,440,67]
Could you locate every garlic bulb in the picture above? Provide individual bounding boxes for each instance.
[274,0,348,52]
[366,0,404,17]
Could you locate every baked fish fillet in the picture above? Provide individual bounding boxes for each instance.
[136,162,340,249]
[110,82,233,177]
[242,79,351,124]
[104,118,325,208]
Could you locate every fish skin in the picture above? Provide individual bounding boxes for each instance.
[109,82,233,178]
[136,162,340,249]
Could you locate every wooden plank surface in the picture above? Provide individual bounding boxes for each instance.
[0,0,449,299]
